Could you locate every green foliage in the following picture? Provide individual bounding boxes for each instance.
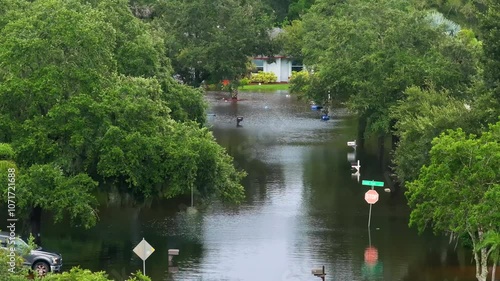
[250,71,278,84]
[287,0,315,21]
[297,0,480,137]
[92,0,165,78]
[152,0,278,86]
[262,0,292,23]
[481,1,500,109]
[0,144,17,194]
[0,143,14,160]
[0,0,115,126]
[159,78,208,124]
[278,20,305,61]
[14,164,99,228]
[477,231,500,268]
[125,271,152,281]
[41,267,111,281]
[39,267,151,281]
[0,249,152,280]
[288,70,310,95]
[406,120,500,280]
[0,241,30,279]
[391,86,481,184]
[407,121,500,235]
[412,0,486,30]
[0,0,246,235]
[239,77,251,86]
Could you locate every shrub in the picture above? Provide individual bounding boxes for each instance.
[239,77,250,86]
[289,70,310,94]
[250,71,277,84]
[0,143,14,160]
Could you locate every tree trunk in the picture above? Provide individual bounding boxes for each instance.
[390,118,399,151]
[30,206,42,246]
[357,117,367,149]
[391,133,399,151]
[481,248,488,281]
[492,261,497,281]
[377,135,385,167]
[472,230,489,281]
[231,87,238,99]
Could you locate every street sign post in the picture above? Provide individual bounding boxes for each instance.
[365,190,379,204]
[362,180,384,187]
[133,238,155,275]
[365,189,379,228]
[362,179,383,228]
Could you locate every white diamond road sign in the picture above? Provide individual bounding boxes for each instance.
[133,238,155,261]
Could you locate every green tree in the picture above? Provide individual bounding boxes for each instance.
[406,121,500,281]
[0,256,152,281]
[40,268,151,281]
[391,86,482,184]
[477,231,500,281]
[287,0,315,21]
[481,0,500,119]
[0,0,245,243]
[92,0,208,124]
[263,0,292,23]
[152,0,278,88]
[296,0,479,148]
[411,0,487,30]
[0,0,116,140]
[278,19,305,61]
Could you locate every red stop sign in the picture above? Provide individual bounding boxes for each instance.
[364,246,378,265]
[365,190,379,204]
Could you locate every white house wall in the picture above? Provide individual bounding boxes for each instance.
[261,58,293,82]
[279,59,291,82]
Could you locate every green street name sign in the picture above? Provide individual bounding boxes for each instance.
[362,180,384,187]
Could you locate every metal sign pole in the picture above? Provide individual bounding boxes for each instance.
[367,185,374,228]
[368,203,373,228]
[133,237,155,277]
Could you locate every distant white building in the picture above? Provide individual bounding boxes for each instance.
[251,27,304,83]
[252,56,303,82]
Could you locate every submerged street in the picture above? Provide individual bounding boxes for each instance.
[40,91,475,281]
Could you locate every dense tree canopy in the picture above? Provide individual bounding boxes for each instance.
[152,0,278,87]
[290,0,479,138]
[406,121,500,281]
[391,86,481,184]
[0,0,245,240]
[480,1,500,110]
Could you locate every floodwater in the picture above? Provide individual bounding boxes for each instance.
[35,91,479,280]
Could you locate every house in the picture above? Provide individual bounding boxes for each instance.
[252,56,303,83]
[251,27,304,83]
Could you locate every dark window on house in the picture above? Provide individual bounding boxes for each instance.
[253,59,264,72]
[291,60,303,72]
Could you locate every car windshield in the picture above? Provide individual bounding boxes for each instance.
[14,238,31,252]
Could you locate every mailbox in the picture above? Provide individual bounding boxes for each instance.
[168,249,180,263]
[312,268,324,276]
[236,116,243,127]
[312,266,326,280]
[168,249,179,256]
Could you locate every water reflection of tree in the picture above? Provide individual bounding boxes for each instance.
[211,128,286,206]
[300,143,474,281]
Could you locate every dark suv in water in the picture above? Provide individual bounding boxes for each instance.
[0,232,62,276]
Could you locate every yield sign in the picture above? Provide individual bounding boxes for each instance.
[365,190,379,204]
[133,238,155,261]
